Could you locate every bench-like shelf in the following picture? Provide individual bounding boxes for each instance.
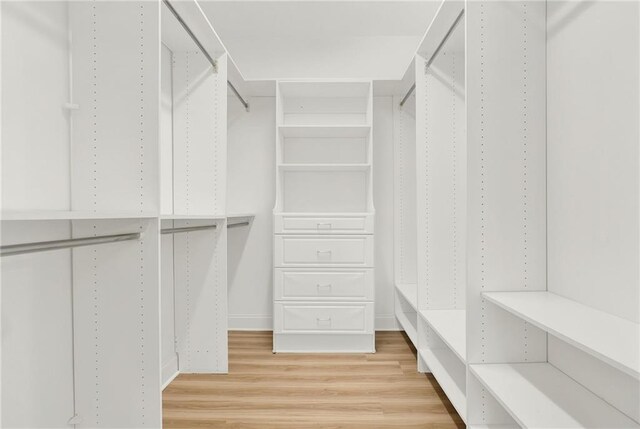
[420,309,466,362]
[470,363,640,428]
[483,291,639,379]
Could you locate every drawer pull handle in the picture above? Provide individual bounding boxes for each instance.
[317,283,332,293]
[317,223,332,230]
[316,250,332,259]
[316,317,332,326]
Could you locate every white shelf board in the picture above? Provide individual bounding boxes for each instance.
[395,309,418,348]
[1,210,157,221]
[419,309,466,363]
[420,347,466,423]
[279,125,370,138]
[470,363,640,429]
[160,214,226,220]
[395,283,417,311]
[483,291,640,379]
[280,164,370,172]
[227,213,255,221]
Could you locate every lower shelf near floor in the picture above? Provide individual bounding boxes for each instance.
[395,283,418,347]
[420,346,467,423]
[470,363,640,429]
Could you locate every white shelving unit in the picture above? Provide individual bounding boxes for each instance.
[392,58,419,348]
[394,1,639,427]
[413,1,468,421]
[273,81,375,353]
[483,291,640,379]
[470,363,639,428]
[159,0,230,388]
[1,1,162,426]
[420,309,465,363]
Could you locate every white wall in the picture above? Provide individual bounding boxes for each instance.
[373,96,397,329]
[226,95,399,330]
[227,96,276,329]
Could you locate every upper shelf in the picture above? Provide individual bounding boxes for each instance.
[1,211,157,221]
[470,363,640,429]
[420,309,466,363]
[279,125,371,138]
[160,214,226,220]
[483,291,640,379]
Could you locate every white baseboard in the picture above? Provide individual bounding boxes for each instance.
[229,315,272,330]
[376,315,401,331]
[229,315,401,331]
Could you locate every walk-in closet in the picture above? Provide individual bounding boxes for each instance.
[1,0,638,428]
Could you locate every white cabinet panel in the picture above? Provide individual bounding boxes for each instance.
[274,302,374,333]
[275,268,374,301]
[274,235,374,267]
[275,214,374,234]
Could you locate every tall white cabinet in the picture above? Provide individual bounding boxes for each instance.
[273,81,376,353]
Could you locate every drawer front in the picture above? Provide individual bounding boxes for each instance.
[275,215,373,234]
[274,303,374,333]
[275,269,374,301]
[274,235,373,267]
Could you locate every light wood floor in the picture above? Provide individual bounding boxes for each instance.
[163,331,464,428]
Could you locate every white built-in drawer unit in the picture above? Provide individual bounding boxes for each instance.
[274,302,374,334]
[274,214,374,234]
[275,268,374,301]
[274,235,374,267]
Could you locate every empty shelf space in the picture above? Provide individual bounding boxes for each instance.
[395,309,418,347]
[279,125,371,138]
[1,210,157,221]
[420,347,467,422]
[280,164,370,172]
[419,309,466,362]
[470,363,640,429]
[395,283,417,310]
[483,291,640,379]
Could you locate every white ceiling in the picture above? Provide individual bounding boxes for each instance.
[198,1,441,81]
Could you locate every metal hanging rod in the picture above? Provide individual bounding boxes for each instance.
[399,9,465,108]
[399,83,416,108]
[162,0,217,72]
[425,10,465,69]
[160,224,218,235]
[227,221,250,229]
[228,81,250,112]
[163,0,250,112]
[0,232,140,257]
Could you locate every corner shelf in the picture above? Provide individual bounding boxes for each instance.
[483,291,640,379]
[419,309,466,363]
[470,363,640,429]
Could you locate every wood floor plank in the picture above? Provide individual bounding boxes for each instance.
[163,331,464,428]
